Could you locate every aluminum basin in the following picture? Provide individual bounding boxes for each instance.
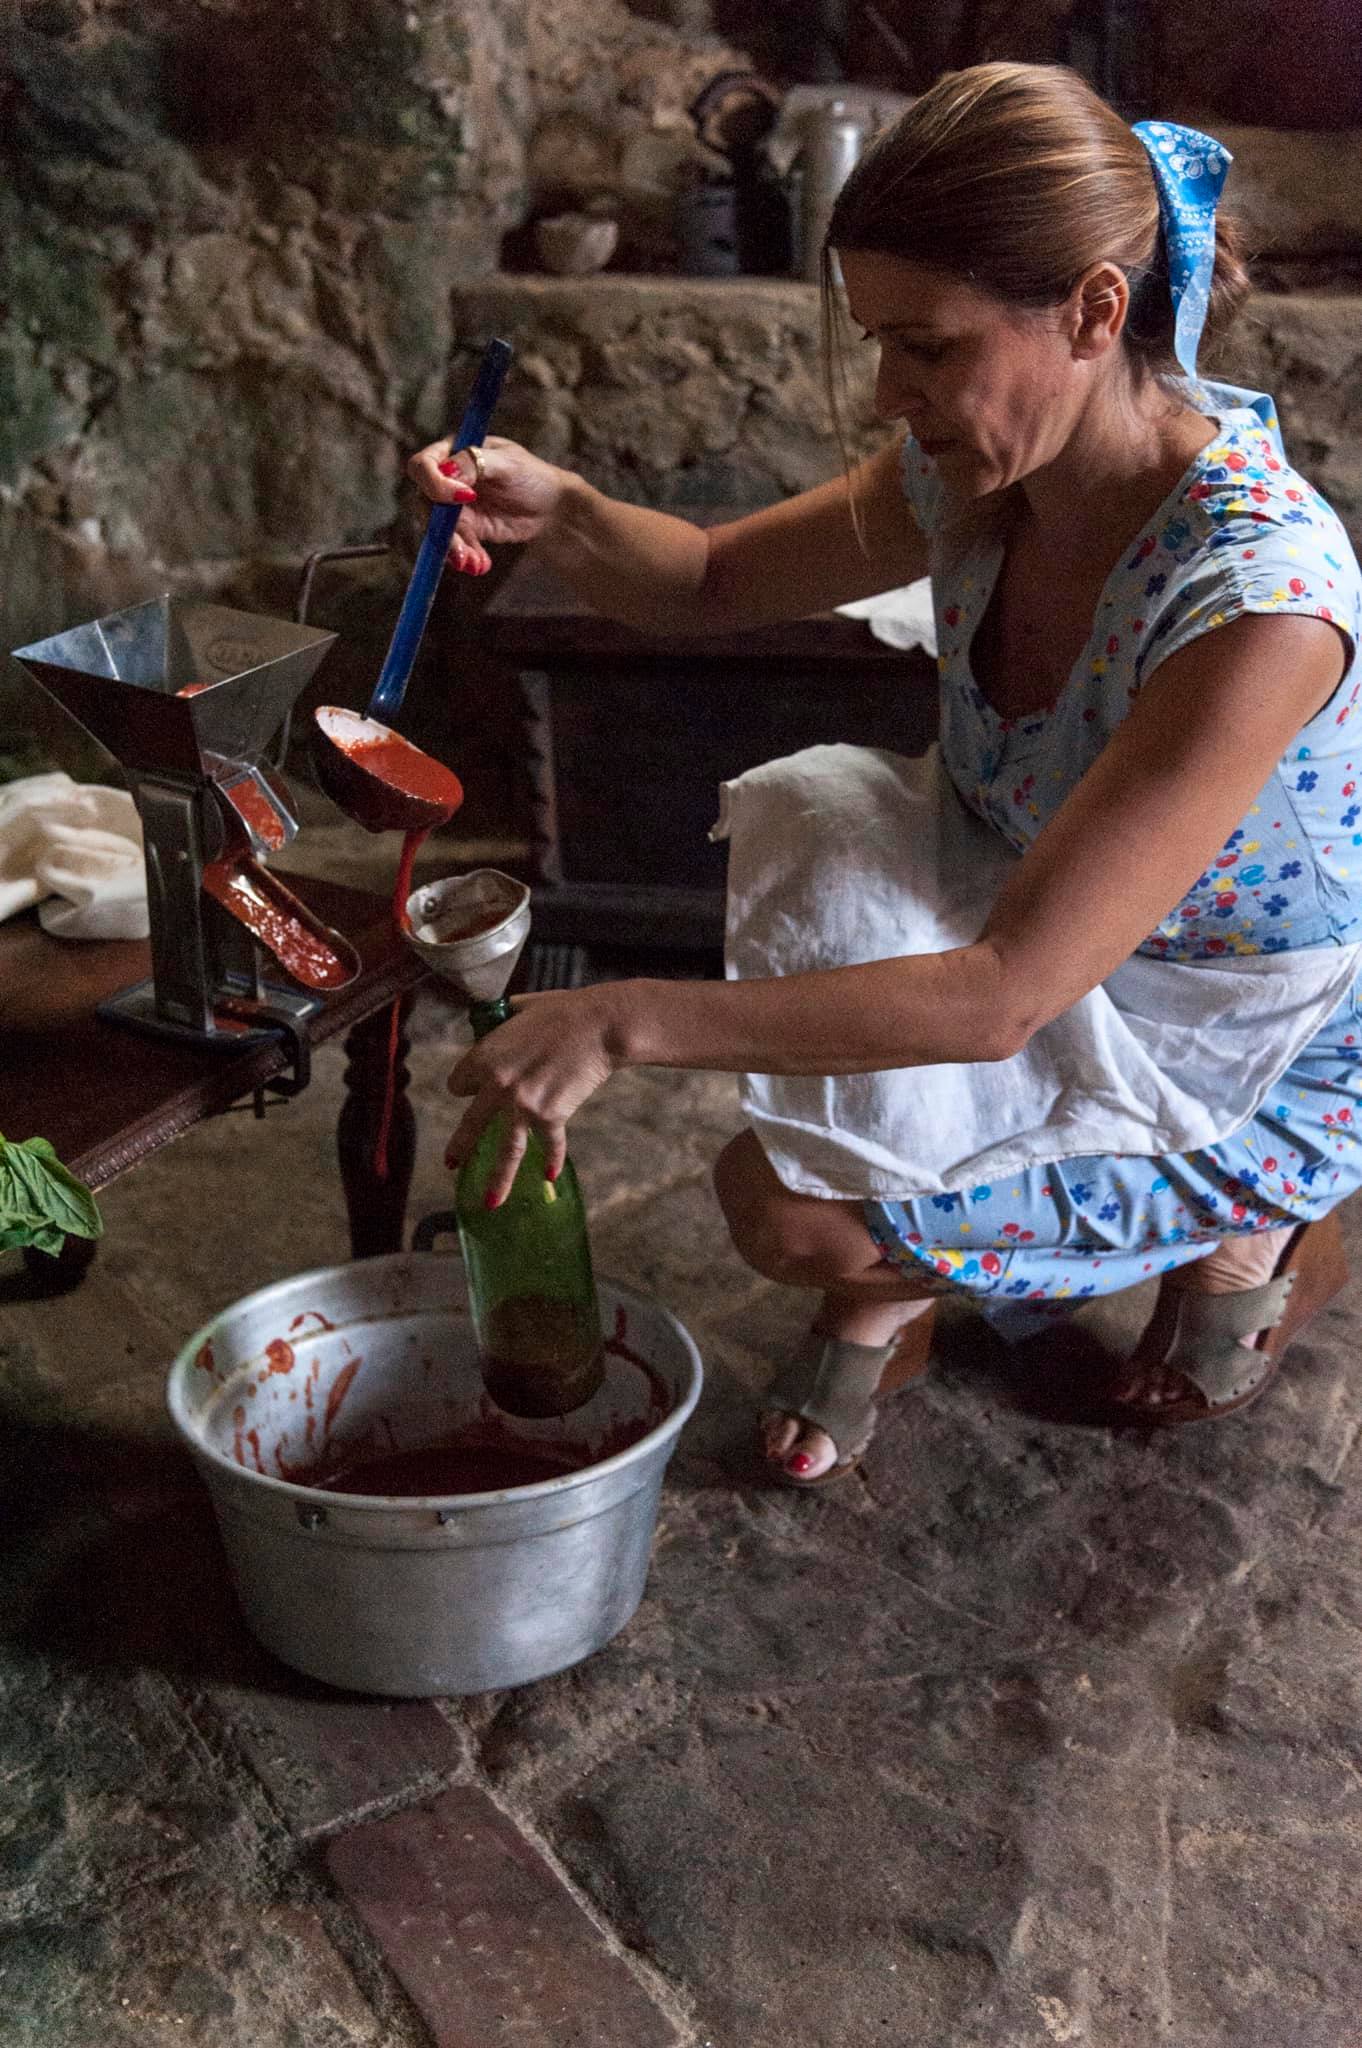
[167,1254,702,1696]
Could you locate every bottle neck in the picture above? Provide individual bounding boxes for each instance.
[468,996,513,1041]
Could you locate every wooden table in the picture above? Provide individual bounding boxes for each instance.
[0,878,428,1288]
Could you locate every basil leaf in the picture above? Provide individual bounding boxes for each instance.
[0,1213,47,1247]
[12,1138,102,1238]
[0,1132,103,1254]
[0,1218,66,1255]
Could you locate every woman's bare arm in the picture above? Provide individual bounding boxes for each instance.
[408,427,930,636]
[449,612,1347,1186]
[540,435,929,633]
[609,613,1349,1070]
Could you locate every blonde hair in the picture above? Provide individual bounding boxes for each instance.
[821,61,1251,517]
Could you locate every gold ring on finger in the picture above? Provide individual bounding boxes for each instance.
[457,444,485,487]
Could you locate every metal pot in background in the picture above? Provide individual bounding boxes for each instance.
[796,97,870,282]
[761,84,912,282]
[676,173,742,277]
[680,69,793,278]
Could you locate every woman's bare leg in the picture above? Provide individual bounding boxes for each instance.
[713,1131,936,1477]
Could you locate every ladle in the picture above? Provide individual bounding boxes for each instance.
[311,337,513,834]
[312,706,464,835]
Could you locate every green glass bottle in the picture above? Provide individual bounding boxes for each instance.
[454,996,606,1418]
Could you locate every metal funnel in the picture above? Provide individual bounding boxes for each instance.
[403,870,530,1003]
[12,595,336,781]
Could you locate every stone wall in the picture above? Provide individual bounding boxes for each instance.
[0,0,752,790]
[1,1,746,650]
[4,0,1360,817]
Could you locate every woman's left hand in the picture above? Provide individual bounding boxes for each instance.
[444,988,622,1205]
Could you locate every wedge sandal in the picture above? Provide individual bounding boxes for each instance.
[760,1306,936,1486]
[1091,1211,1348,1428]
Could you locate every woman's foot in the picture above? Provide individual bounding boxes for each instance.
[760,1297,936,1481]
[708,1130,939,1480]
[1106,1226,1293,1411]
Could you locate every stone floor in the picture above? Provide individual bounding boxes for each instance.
[3,986,1362,2048]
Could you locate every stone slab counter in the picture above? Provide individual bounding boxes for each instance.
[1217,293,1362,541]
[1221,126,1362,262]
[446,275,1362,535]
[444,276,881,506]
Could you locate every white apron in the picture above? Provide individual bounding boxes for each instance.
[711,744,1362,1200]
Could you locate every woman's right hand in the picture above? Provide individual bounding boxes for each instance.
[405,433,568,575]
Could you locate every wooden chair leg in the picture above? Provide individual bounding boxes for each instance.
[337,994,416,1258]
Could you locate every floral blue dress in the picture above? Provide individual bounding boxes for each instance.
[865,383,1362,1330]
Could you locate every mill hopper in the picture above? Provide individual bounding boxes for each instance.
[12,595,356,1044]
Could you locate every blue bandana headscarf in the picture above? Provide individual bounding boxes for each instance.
[1131,120,1233,379]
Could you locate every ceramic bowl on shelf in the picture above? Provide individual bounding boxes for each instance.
[533,212,619,276]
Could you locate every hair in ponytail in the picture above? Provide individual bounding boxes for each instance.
[827,61,1251,379]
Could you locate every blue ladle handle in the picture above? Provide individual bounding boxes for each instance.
[366,336,514,726]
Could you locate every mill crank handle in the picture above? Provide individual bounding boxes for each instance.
[365,336,514,726]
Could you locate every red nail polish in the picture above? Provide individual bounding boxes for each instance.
[546,1163,560,1182]
[437,458,458,475]
[786,1452,814,1475]
[484,1190,503,1210]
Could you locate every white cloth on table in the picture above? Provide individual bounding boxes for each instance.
[710,743,1362,1200]
[0,771,147,940]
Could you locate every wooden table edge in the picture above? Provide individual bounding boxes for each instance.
[68,950,429,1190]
